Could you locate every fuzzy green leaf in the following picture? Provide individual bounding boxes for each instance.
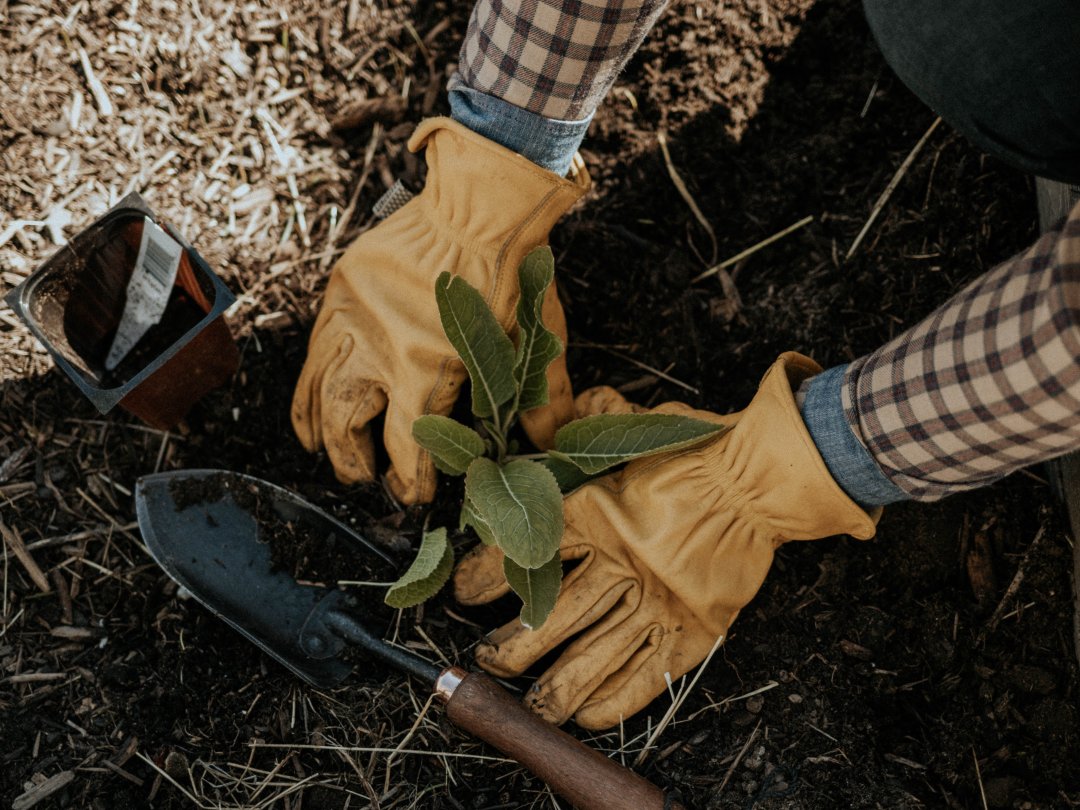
[460,495,497,546]
[412,415,485,476]
[465,457,563,569]
[513,247,562,412]
[503,554,562,629]
[538,456,597,494]
[551,413,727,474]
[435,272,517,418]
[384,528,454,609]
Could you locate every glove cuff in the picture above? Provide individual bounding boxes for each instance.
[723,352,880,541]
[407,117,591,252]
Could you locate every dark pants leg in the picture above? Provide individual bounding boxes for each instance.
[862,0,1080,185]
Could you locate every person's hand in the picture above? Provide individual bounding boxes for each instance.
[454,353,879,729]
[292,118,590,504]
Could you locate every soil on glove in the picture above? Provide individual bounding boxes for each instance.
[1,0,1076,808]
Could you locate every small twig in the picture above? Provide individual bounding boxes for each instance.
[686,680,779,721]
[978,525,1045,644]
[0,523,138,561]
[412,624,452,668]
[717,719,761,796]
[335,580,391,587]
[153,431,170,474]
[385,692,437,790]
[1,521,51,593]
[846,117,941,260]
[571,342,699,394]
[51,569,73,624]
[76,46,113,117]
[0,608,24,640]
[330,96,406,131]
[691,215,814,283]
[658,131,717,264]
[249,743,513,763]
[973,748,989,810]
[321,123,381,272]
[102,759,145,787]
[4,672,69,684]
[633,633,725,765]
[136,753,208,809]
[12,771,75,810]
[0,481,36,498]
[859,76,880,118]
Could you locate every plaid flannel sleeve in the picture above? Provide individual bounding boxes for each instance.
[843,198,1080,500]
[452,0,669,121]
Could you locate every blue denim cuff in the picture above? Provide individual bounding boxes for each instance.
[799,364,909,508]
[448,84,592,177]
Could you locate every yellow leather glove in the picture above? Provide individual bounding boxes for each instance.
[453,353,879,730]
[292,118,590,504]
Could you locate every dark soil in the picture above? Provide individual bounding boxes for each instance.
[2,0,1078,809]
[99,289,208,389]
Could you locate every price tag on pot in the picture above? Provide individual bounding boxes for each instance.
[105,217,183,371]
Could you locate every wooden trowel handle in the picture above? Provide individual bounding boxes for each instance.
[438,668,683,810]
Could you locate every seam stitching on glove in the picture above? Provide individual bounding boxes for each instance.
[489,187,576,326]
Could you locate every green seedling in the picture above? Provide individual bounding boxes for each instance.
[386,247,726,627]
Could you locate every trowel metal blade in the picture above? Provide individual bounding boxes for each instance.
[134,469,388,687]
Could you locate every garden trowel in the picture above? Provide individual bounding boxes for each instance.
[135,469,682,810]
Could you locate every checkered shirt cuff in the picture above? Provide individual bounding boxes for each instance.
[843,199,1080,500]
[455,0,669,121]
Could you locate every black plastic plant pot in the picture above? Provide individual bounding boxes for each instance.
[4,192,240,430]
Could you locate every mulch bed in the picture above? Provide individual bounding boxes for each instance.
[1,0,1077,808]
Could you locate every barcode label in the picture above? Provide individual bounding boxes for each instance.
[142,237,175,288]
[105,217,183,371]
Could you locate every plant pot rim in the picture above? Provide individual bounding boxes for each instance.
[4,192,237,415]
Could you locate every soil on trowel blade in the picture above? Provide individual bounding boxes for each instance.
[167,472,400,595]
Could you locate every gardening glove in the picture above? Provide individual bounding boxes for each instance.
[292,117,590,504]
[454,352,880,730]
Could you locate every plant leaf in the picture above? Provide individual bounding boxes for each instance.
[465,457,563,569]
[552,413,727,474]
[384,527,454,609]
[513,247,562,412]
[460,495,497,546]
[538,456,597,494]
[435,272,517,418]
[412,415,485,476]
[503,554,562,629]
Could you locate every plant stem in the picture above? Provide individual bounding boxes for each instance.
[483,419,508,462]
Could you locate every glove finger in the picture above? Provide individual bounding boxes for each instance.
[386,354,471,504]
[652,399,732,425]
[520,280,574,450]
[291,316,345,452]
[453,544,511,605]
[292,358,324,453]
[524,613,660,727]
[572,386,731,426]
[573,385,645,417]
[318,336,388,485]
[453,535,601,605]
[383,390,445,506]
[573,628,726,730]
[475,551,629,678]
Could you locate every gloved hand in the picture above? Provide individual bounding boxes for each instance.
[292,118,590,504]
[454,352,879,729]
